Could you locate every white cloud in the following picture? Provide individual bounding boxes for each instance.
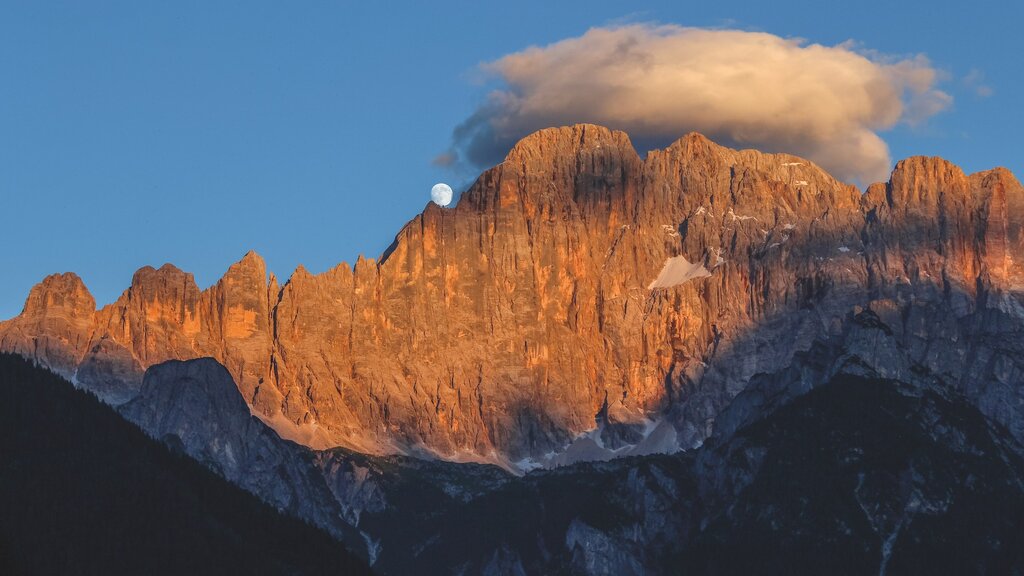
[446,24,952,184]
[963,68,994,98]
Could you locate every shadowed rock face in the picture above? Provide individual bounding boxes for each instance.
[3,124,1024,466]
[0,354,374,576]
[118,358,362,544]
[344,371,1024,575]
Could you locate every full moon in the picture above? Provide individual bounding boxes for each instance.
[431,183,453,207]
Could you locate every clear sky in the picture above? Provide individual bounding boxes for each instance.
[1,0,1021,319]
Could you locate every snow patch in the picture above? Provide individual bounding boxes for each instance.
[838,246,851,253]
[794,180,809,186]
[648,256,711,289]
[544,419,680,469]
[256,412,336,451]
[514,454,554,473]
[727,208,758,221]
[711,248,726,268]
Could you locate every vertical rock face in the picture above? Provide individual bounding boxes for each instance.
[203,252,276,412]
[0,273,95,377]
[4,124,1024,466]
[104,264,205,365]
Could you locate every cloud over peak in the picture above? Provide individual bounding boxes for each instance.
[446,24,952,184]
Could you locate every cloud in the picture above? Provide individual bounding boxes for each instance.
[432,151,457,168]
[447,25,952,184]
[963,69,994,98]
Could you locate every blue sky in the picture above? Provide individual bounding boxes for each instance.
[1,0,1021,318]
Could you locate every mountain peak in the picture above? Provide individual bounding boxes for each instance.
[122,358,256,475]
[886,155,971,213]
[133,357,250,418]
[130,263,196,290]
[891,155,966,180]
[503,124,638,165]
[223,250,268,285]
[650,131,737,174]
[2,272,97,377]
[21,272,95,317]
[4,126,1024,471]
[238,249,264,266]
[666,131,718,150]
[291,263,311,280]
[970,166,1023,189]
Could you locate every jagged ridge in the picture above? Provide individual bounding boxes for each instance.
[3,124,1024,468]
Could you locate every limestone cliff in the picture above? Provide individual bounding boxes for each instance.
[4,124,1023,465]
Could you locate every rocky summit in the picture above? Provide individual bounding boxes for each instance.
[3,124,1024,471]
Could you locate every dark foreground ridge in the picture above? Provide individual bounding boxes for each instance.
[351,371,1024,574]
[4,125,1024,574]
[0,353,371,576]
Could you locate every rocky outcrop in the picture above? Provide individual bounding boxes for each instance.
[0,353,374,576]
[118,358,364,547]
[116,357,514,567]
[4,124,1024,468]
[0,273,95,377]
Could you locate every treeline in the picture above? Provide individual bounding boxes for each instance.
[0,353,372,576]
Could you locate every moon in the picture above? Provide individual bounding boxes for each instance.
[431,183,453,207]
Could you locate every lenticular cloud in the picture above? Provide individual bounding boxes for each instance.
[445,24,951,185]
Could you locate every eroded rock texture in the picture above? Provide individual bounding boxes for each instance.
[3,124,1024,465]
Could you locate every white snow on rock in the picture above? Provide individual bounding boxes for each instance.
[514,454,553,474]
[838,246,851,253]
[727,207,758,221]
[648,256,711,289]
[258,412,336,451]
[629,420,680,456]
[711,248,726,268]
[541,418,681,470]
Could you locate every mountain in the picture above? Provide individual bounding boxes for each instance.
[69,342,1024,574]
[119,358,369,548]
[111,355,515,567]
[325,302,1024,574]
[0,353,372,576]
[3,124,1024,473]
[5,125,1024,574]
[684,373,1024,575]
[375,370,1024,575]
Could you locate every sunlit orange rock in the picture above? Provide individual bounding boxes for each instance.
[3,124,1023,464]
